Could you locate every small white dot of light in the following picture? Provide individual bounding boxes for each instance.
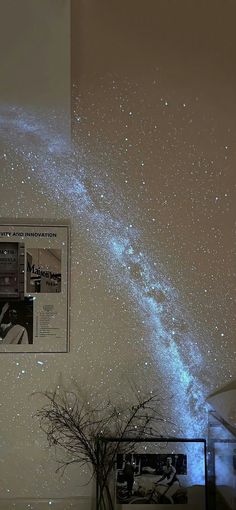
[21,370,26,374]
[172,331,175,335]
[100,194,104,198]
[183,103,186,107]
[164,101,168,106]
[129,111,133,116]
[48,502,52,506]
[37,361,44,365]
[21,180,25,184]
[221,333,224,337]
[16,362,19,366]
[125,137,128,141]
[129,224,133,228]
[144,362,148,366]
[204,289,208,293]
[215,196,219,201]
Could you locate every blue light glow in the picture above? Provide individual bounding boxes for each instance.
[0,107,209,440]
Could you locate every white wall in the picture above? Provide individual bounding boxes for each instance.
[0,0,70,111]
[0,1,236,509]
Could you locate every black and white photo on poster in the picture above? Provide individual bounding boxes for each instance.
[116,453,188,505]
[0,297,33,344]
[0,242,25,299]
[27,248,61,293]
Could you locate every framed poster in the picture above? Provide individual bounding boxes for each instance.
[0,222,70,352]
[97,438,207,510]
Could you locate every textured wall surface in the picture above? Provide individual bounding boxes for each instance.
[0,0,235,508]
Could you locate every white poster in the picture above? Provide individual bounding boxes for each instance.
[0,223,70,352]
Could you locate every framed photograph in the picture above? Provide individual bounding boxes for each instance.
[0,222,70,353]
[97,437,207,510]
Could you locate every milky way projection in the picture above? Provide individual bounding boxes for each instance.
[1,84,235,450]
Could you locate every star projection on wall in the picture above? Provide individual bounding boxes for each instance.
[0,74,235,444]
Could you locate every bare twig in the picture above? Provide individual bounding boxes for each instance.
[35,384,171,510]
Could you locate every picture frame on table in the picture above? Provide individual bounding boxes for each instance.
[96,437,207,510]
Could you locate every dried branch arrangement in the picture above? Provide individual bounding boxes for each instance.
[36,386,170,510]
